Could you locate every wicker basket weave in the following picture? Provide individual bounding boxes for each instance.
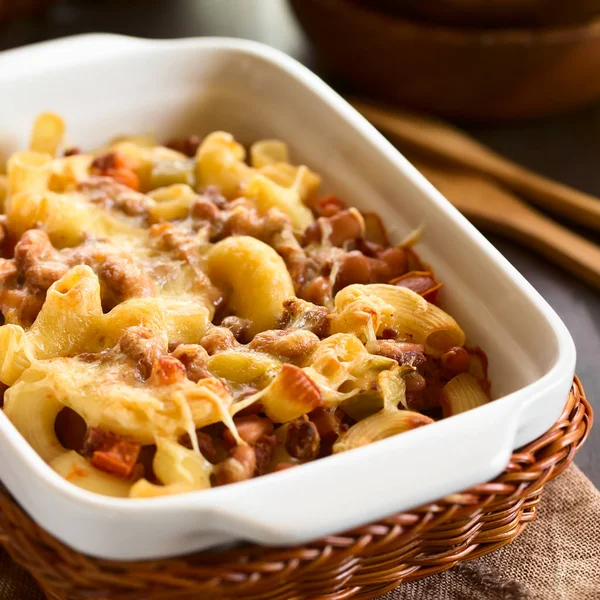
[0,377,592,600]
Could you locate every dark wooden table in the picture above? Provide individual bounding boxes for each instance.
[1,0,598,486]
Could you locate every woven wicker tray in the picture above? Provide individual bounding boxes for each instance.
[0,377,592,600]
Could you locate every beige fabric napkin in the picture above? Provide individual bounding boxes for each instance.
[1,465,599,600]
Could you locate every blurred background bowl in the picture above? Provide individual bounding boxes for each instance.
[290,0,600,120]
[351,0,600,28]
[0,0,55,23]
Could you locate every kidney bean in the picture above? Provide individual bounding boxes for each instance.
[286,419,320,460]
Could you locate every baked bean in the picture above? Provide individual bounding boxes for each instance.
[362,212,389,246]
[405,371,427,393]
[212,445,256,486]
[166,135,202,157]
[254,434,277,475]
[286,419,320,460]
[199,327,238,355]
[441,346,470,377]
[97,255,154,305]
[300,275,332,306]
[223,415,274,447]
[309,407,343,442]
[314,195,346,217]
[248,329,320,362]
[303,208,365,247]
[378,247,408,279]
[335,251,372,289]
[391,270,443,303]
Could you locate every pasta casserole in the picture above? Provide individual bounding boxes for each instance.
[0,114,491,498]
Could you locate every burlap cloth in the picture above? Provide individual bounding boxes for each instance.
[1,465,598,600]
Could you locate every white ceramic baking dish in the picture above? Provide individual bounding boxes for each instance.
[0,35,575,560]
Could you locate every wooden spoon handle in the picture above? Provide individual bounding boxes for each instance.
[414,160,600,290]
[351,98,600,232]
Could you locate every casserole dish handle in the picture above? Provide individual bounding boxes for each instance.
[200,397,521,546]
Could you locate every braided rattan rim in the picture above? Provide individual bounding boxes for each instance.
[0,377,592,600]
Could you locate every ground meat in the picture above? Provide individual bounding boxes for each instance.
[170,344,210,382]
[332,251,390,292]
[96,254,154,307]
[119,326,167,378]
[149,223,223,305]
[25,261,69,290]
[279,298,330,337]
[202,185,227,209]
[0,287,45,327]
[299,275,332,307]
[0,232,71,325]
[77,176,150,215]
[14,229,56,270]
[370,340,426,367]
[0,258,17,284]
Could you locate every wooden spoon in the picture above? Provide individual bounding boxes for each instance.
[351,98,600,232]
[412,158,600,290]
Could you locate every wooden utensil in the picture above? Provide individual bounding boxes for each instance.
[351,98,600,233]
[291,0,600,119]
[413,158,600,290]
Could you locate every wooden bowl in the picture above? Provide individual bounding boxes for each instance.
[351,0,600,27]
[0,0,55,22]
[290,0,600,120]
